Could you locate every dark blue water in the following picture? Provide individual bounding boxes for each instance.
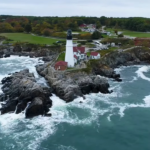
[0,56,150,150]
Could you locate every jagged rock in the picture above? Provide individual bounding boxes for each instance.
[25,97,44,118]
[36,66,110,102]
[0,51,4,58]
[91,48,150,81]
[4,53,10,58]
[0,69,52,117]
[13,45,22,52]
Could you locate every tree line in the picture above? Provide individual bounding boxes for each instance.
[0,15,150,35]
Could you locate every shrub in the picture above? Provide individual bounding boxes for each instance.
[42,28,52,36]
[51,32,66,38]
[118,34,124,37]
[78,33,91,39]
[91,31,102,39]
[87,39,93,42]
[78,41,87,45]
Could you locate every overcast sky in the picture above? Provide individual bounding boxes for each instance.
[0,0,149,17]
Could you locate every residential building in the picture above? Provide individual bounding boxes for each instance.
[134,38,150,46]
[73,47,86,62]
[90,52,100,59]
[55,61,68,71]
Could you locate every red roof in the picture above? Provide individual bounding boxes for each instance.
[73,47,85,54]
[74,55,78,59]
[80,24,87,28]
[91,52,99,56]
[73,48,78,52]
[55,61,67,66]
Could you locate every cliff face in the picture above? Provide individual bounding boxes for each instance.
[36,64,110,102]
[0,69,52,117]
[0,44,60,61]
[91,47,150,80]
[1,46,149,117]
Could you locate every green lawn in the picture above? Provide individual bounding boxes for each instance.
[106,28,150,38]
[87,47,118,57]
[86,43,95,48]
[57,52,65,61]
[123,31,150,38]
[0,33,64,45]
[98,47,118,57]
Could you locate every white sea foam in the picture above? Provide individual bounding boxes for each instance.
[58,145,77,150]
[128,76,138,83]
[114,66,127,74]
[143,95,150,107]
[1,57,150,150]
[136,66,150,81]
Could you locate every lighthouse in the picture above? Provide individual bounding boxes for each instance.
[65,29,74,67]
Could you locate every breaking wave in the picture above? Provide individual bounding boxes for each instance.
[136,66,150,82]
[0,57,150,149]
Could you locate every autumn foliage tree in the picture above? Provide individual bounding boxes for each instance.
[0,23,14,33]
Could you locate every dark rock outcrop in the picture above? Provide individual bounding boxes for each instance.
[0,44,60,59]
[0,69,52,117]
[0,51,4,58]
[36,65,110,102]
[91,47,150,81]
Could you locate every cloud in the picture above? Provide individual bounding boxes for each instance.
[0,0,149,17]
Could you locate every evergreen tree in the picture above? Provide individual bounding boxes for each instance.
[91,31,101,39]
[25,24,32,33]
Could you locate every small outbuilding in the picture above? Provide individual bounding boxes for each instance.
[90,52,100,59]
[55,61,68,71]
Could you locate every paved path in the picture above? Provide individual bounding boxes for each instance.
[122,46,140,52]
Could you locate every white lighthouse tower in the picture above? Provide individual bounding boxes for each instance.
[65,29,74,67]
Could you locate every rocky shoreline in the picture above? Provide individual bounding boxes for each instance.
[0,69,52,117]
[0,46,150,118]
[0,44,60,62]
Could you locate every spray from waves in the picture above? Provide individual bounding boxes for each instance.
[136,66,150,81]
[1,86,149,150]
[1,57,150,149]
[0,55,43,78]
[143,95,150,107]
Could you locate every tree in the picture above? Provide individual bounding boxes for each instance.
[114,29,118,35]
[91,31,102,39]
[0,23,14,33]
[25,24,32,33]
[118,34,124,37]
[96,21,101,29]
[42,28,52,36]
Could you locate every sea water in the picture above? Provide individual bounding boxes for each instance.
[0,56,150,150]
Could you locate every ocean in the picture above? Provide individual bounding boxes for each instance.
[0,56,150,150]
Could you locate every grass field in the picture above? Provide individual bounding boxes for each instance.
[0,33,64,45]
[98,47,118,57]
[123,31,150,38]
[57,52,65,61]
[106,28,150,38]
[87,47,118,57]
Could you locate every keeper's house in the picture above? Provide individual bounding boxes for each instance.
[54,61,68,71]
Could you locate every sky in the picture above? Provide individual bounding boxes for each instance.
[0,0,149,18]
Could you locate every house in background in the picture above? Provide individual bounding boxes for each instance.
[134,38,150,46]
[54,61,68,71]
[79,24,96,33]
[90,52,100,60]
